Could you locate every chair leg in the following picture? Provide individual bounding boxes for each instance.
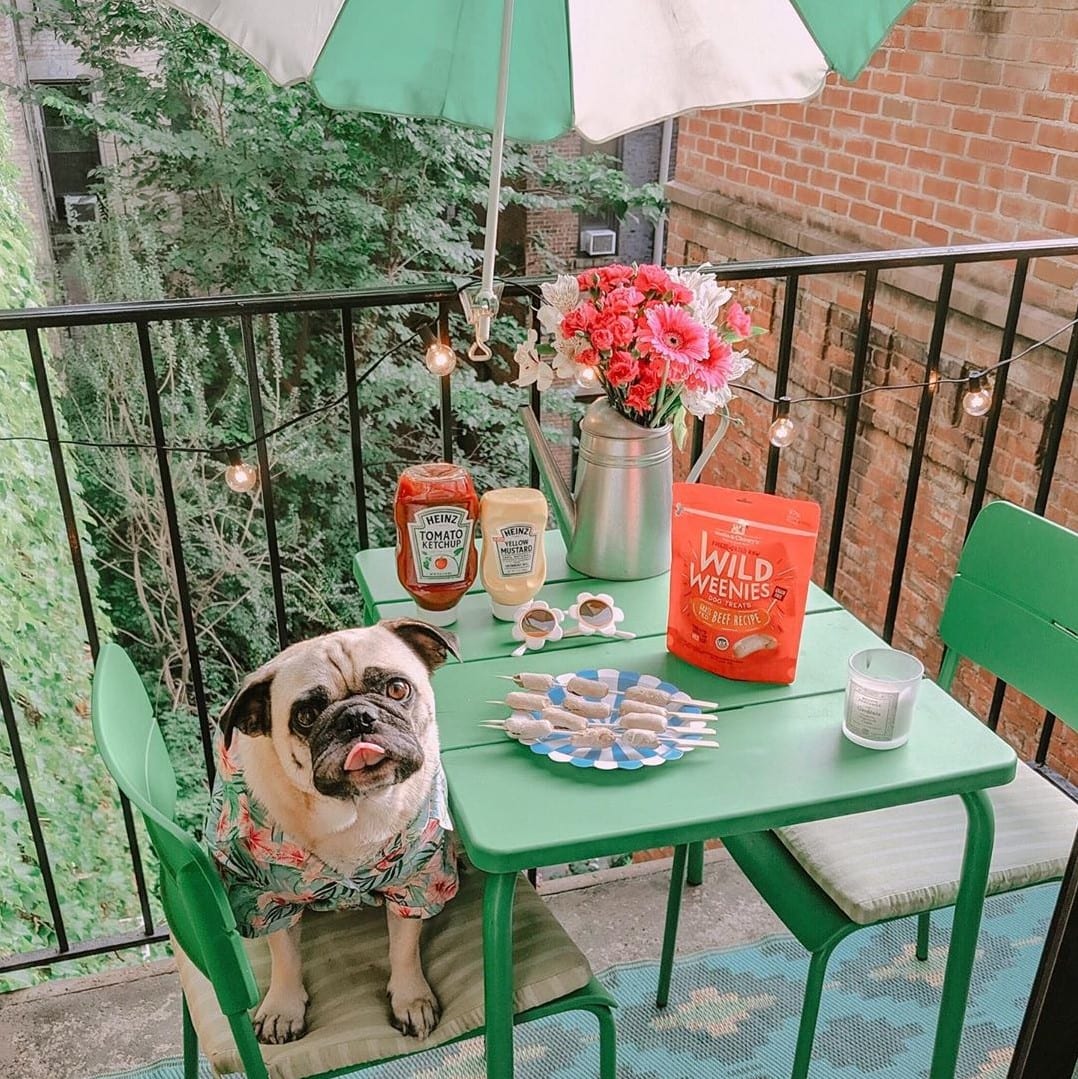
[686,841,705,887]
[182,994,198,1079]
[594,1005,617,1079]
[791,943,836,1079]
[916,911,931,962]
[226,1011,271,1079]
[656,843,689,1008]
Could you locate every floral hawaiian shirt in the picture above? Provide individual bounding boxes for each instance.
[205,738,458,938]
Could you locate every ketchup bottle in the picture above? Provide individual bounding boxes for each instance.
[394,463,479,626]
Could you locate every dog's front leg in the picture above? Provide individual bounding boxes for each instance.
[386,913,440,1038]
[253,922,309,1044]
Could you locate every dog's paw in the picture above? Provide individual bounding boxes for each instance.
[388,978,441,1039]
[253,990,309,1044]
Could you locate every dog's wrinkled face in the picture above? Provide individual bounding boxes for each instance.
[219,620,459,799]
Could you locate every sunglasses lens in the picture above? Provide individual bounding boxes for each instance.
[522,609,556,637]
[579,598,612,625]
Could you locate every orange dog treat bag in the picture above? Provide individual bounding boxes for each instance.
[667,485,821,684]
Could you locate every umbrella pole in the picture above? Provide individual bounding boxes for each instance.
[467,0,515,362]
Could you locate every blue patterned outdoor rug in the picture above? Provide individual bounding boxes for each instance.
[93,884,1056,1079]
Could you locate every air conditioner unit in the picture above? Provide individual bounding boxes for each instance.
[579,227,617,257]
[63,194,99,225]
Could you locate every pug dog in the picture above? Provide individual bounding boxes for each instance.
[205,619,461,1044]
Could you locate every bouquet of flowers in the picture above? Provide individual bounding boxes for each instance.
[514,263,763,429]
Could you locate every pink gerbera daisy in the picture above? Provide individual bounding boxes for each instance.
[639,304,709,374]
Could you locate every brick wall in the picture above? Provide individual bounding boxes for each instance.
[667,0,1078,784]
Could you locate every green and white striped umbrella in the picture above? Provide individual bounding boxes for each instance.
[163,0,916,350]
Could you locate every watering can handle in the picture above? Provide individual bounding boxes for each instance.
[685,409,730,485]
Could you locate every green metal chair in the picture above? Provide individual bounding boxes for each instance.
[91,642,617,1079]
[657,500,1078,1078]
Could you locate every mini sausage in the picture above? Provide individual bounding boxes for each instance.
[570,726,617,748]
[504,715,554,739]
[620,728,661,748]
[541,706,588,731]
[565,675,608,699]
[509,672,556,692]
[732,633,778,659]
[561,693,612,719]
[619,711,667,732]
[504,690,549,712]
[622,685,674,707]
[617,698,666,716]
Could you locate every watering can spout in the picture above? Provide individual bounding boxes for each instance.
[519,406,576,542]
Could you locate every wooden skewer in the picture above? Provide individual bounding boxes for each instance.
[668,738,720,749]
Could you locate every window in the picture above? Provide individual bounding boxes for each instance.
[578,137,621,256]
[38,82,102,222]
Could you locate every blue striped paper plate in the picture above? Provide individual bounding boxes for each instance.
[504,668,705,771]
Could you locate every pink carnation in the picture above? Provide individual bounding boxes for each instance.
[606,350,639,387]
[724,301,753,338]
[589,326,614,352]
[634,264,674,295]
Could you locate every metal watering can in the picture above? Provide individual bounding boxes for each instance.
[520,399,672,580]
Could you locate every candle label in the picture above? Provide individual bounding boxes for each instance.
[845,685,899,741]
[492,522,538,578]
[408,507,475,584]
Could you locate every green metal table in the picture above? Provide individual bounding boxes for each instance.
[354,552,1017,1079]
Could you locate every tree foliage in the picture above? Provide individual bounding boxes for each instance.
[1,0,651,976]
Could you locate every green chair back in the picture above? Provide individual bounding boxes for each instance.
[91,642,259,1015]
[938,500,1078,732]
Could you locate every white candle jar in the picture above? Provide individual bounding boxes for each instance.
[843,648,924,750]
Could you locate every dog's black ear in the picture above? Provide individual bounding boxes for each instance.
[219,672,274,747]
[382,618,461,671]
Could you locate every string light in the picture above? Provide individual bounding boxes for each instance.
[424,341,457,377]
[962,371,993,417]
[224,453,258,493]
[574,365,600,391]
[768,397,796,448]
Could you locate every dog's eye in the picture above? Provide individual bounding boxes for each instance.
[385,678,412,702]
[293,705,319,732]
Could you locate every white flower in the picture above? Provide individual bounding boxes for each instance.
[682,384,733,418]
[540,274,580,315]
[537,302,562,337]
[551,351,583,380]
[670,265,733,327]
[728,348,754,381]
[513,330,555,391]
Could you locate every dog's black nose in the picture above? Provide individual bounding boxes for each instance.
[340,704,378,738]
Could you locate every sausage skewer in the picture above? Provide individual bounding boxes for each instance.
[622,685,719,711]
[619,728,720,750]
[499,673,608,698]
[618,711,715,735]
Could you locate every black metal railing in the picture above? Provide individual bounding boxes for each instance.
[1,237,1077,976]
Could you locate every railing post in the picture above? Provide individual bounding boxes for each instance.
[825,269,877,593]
[240,315,289,651]
[341,307,370,551]
[136,321,215,786]
[764,274,798,495]
[882,263,954,642]
[439,303,454,463]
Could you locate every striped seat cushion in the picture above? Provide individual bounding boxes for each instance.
[776,762,1078,926]
[175,865,592,1079]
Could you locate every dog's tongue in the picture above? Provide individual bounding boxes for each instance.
[344,741,386,771]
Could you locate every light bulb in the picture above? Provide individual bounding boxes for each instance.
[768,416,797,448]
[225,460,258,493]
[425,341,457,377]
[962,373,992,417]
[574,364,599,391]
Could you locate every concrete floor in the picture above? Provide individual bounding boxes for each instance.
[0,849,783,1079]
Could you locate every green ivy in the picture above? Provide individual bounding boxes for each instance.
[0,114,156,991]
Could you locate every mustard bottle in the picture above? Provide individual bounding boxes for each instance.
[479,487,549,620]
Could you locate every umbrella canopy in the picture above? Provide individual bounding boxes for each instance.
[166,0,915,142]
[162,0,917,354]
